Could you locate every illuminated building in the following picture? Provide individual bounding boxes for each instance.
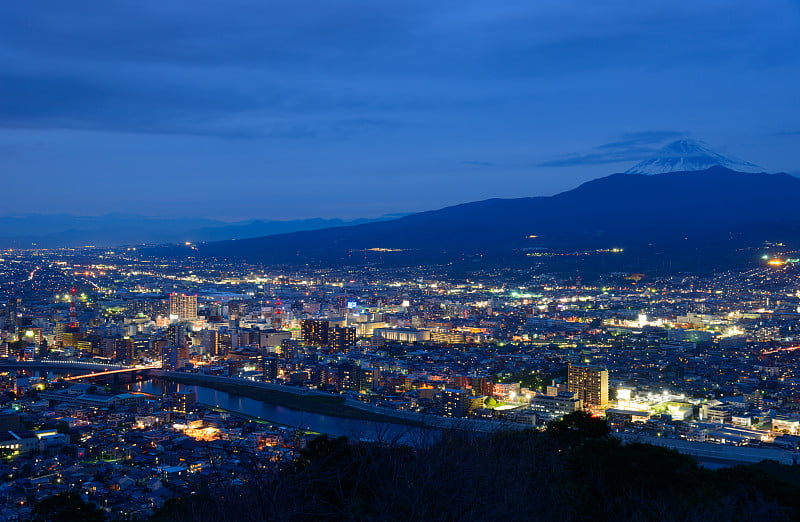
[172,391,196,413]
[772,415,800,435]
[441,388,470,417]
[471,377,493,396]
[6,297,22,332]
[261,355,279,381]
[281,338,303,358]
[567,364,608,408]
[359,366,381,391]
[259,330,292,351]
[310,366,330,388]
[21,328,43,347]
[0,431,39,456]
[429,331,466,344]
[102,337,133,360]
[202,329,221,356]
[701,403,734,424]
[161,344,178,370]
[167,324,187,348]
[169,293,198,321]
[329,326,356,352]
[373,327,430,343]
[530,391,583,419]
[336,362,377,392]
[337,362,361,391]
[61,331,84,350]
[301,319,329,346]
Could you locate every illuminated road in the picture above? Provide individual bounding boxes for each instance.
[62,365,159,381]
[26,266,40,281]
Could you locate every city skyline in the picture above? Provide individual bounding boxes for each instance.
[2,1,800,219]
[5,2,800,519]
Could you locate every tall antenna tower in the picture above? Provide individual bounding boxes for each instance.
[274,297,283,329]
[69,287,79,329]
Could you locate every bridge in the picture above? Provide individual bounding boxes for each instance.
[0,359,158,381]
[61,365,159,381]
[0,359,129,371]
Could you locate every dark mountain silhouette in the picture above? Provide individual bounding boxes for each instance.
[0,214,395,248]
[190,167,800,269]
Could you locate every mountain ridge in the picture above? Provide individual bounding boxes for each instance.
[186,166,800,270]
[0,214,399,248]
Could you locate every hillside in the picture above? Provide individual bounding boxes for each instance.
[189,167,800,269]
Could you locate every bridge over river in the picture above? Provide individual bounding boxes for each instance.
[0,359,157,383]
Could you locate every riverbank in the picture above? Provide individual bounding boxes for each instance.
[158,373,429,428]
[203,404,321,435]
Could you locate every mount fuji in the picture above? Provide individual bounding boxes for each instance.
[625,140,763,175]
[149,140,798,272]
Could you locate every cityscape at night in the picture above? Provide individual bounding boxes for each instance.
[2,1,800,521]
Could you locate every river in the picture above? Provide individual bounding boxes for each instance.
[125,378,438,445]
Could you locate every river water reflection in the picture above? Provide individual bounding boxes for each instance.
[126,378,438,445]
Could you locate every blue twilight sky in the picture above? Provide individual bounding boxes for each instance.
[1,0,799,220]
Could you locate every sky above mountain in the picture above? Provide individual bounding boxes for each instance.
[1,1,799,220]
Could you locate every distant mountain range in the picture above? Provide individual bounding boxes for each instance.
[11,139,799,273]
[185,166,800,271]
[0,214,400,248]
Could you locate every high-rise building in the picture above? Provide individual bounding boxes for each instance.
[359,366,381,391]
[169,293,198,321]
[167,324,187,348]
[261,355,279,381]
[567,364,609,408]
[301,319,329,346]
[202,329,220,356]
[102,337,133,361]
[337,362,361,391]
[5,298,22,334]
[329,326,356,352]
[310,366,330,388]
[161,344,178,370]
[441,388,470,417]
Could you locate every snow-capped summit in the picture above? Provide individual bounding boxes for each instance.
[625,140,762,175]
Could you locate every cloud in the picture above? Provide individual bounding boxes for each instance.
[0,1,796,139]
[539,131,688,168]
[462,160,496,167]
[596,131,687,150]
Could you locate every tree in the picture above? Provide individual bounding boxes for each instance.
[56,420,70,434]
[546,410,610,445]
[32,492,105,522]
